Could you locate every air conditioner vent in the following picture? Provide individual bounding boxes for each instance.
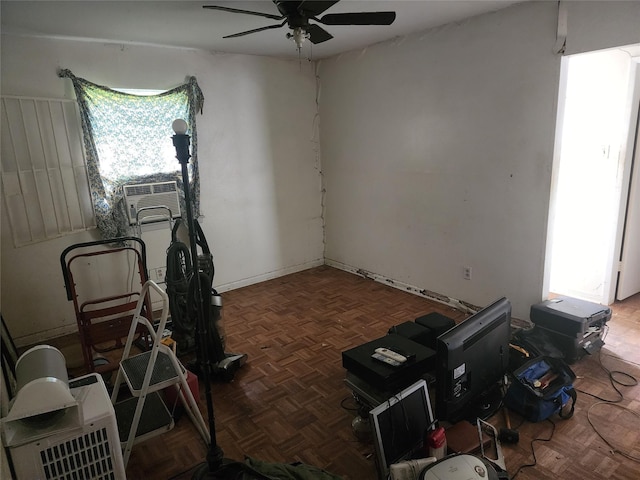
[40,427,116,480]
[124,184,152,196]
[152,182,177,194]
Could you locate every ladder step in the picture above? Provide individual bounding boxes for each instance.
[114,392,173,445]
[121,350,180,394]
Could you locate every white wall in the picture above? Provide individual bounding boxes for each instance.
[318,1,640,320]
[1,36,324,345]
[319,2,561,320]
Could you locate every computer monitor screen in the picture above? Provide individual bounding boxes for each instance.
[370,379,435,480]
[436,297,511,423]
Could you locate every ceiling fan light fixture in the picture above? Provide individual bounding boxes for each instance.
[287,27,310,50]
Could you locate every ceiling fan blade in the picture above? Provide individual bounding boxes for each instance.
[319,11,396,26]
[306,24,333,44]
[203,5,284,21]
[298,0,340,17]
[223,21,288,39]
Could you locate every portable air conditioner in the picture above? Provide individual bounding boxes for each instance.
[2,346,125,480]
[124,180,181,225]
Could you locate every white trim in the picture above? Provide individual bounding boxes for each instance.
[14,324,80,349]
[213,259,325,294]
[325,259,476,314]
[554,1,568,55]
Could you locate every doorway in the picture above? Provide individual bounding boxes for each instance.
[546,45,640,305]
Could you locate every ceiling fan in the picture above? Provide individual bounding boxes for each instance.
[203,1,396,51]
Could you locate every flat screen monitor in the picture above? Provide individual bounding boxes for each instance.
[435,297,511,423]
[370,379,435,480]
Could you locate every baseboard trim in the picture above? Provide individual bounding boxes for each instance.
[15,324,79,348]
[16,259,325,347]
[214,258,325,293]
[325,259,478,314]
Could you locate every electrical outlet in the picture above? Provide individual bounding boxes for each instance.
[155,267,166,283]
[463,266,472,280]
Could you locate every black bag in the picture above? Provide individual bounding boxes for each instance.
[508,327,567,372]
[503,356,577,422]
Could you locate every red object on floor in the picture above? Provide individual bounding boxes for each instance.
[164,370,199,407]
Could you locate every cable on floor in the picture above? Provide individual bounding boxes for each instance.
[340,395,360,413]
[575,325,640,464]
[509,418,556,480]
[576,327,638,403]
[587,402,640,463]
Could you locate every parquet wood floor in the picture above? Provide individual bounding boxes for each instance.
[24,266,640,479]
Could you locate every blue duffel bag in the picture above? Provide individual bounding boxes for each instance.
[503,356,577,422]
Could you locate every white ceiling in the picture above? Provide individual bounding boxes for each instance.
[1,1,525,59]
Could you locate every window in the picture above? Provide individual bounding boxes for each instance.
[59,70,204,239]
[86,87,187,184]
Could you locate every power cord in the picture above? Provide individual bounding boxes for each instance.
[587,402,640,462]
[340,395,361,413]
[575,326,638,403]
[509,418,556,480]
[575,326,640,464]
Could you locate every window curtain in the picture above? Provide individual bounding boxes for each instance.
[58,69,204,238]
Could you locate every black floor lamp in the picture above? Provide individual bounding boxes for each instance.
[171,119,232,479]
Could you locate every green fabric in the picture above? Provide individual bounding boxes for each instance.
[58,69,204,238]
[244,457,343,480]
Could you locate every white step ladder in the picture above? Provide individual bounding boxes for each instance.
[110,280,210,466]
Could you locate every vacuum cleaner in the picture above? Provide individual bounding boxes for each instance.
[165,199,247,381]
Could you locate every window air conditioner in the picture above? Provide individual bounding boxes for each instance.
[123,181,181,225]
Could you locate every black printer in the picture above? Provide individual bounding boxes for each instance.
[530,296,611,363]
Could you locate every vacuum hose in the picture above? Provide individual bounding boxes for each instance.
[165,218,222,358]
